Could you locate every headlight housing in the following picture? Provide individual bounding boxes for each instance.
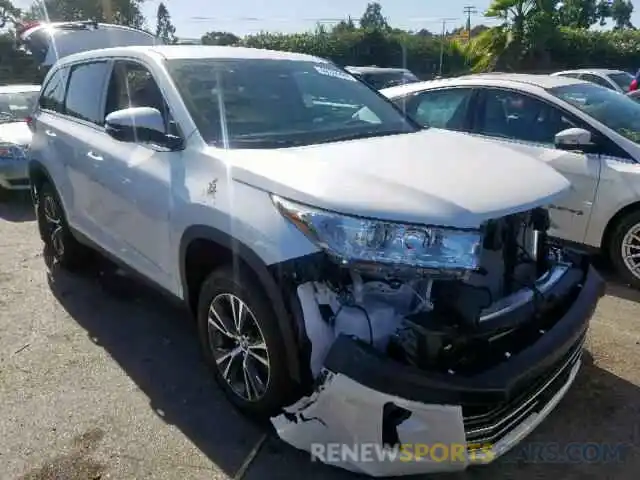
[0,142,27,161]
[273,195,482,279]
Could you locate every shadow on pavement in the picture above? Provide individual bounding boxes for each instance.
[591,255,640,304]
[0,191,35,222]
[43,248,640,480]
[44,251,269,478]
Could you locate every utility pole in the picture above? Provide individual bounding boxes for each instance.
[101,0,113,22]
[438,18,457,77]
[463,5,477,40]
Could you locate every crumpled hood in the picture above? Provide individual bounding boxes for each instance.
[0,122,32,147]
[219,128,571,228]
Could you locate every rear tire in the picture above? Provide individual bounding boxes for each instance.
[196,265,296,418]
[609,210,640,289]
[37,181,93,271]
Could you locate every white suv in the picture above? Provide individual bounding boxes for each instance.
[28,45,604,476]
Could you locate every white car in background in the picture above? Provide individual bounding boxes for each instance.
[551,68,634,93]
[382,73,640,288]
[0,84,40,200]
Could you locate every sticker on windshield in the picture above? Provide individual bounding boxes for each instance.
[314,65,357,82]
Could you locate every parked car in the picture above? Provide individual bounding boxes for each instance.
[28,46,603,476]
[345,66,420,90]
[551,68,634,93]
[16,20,159,82]
[0,84,40,200]
[382,73,640,288]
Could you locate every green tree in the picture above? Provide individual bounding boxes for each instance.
[26,0,146,28]
[201,31,240,45]
[610,0,634,29]
[0,0,19,28]
[557,0,609,28]
[359,2,389,31]
[155,2,176,44]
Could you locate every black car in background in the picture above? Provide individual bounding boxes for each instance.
[345,66,420,90]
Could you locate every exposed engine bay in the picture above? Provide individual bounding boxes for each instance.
[284,207,565,380]
[270,206,603,476]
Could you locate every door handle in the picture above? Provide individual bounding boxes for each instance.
[45,129,57,137]
[87,151,104,161]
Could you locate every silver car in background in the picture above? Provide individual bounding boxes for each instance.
[382,74,640,288]
[0,84,40,200]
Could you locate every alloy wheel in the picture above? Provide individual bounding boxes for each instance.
[207,293,270,402]
[621,222,640,280]
[42,193,65,257]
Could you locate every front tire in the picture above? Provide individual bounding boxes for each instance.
[197,265,295,418]
[36,181,92,271]
[609,210,640,289]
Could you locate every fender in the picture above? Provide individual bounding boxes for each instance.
[179,224,302,383]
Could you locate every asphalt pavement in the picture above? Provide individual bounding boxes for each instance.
[1,195,639,480]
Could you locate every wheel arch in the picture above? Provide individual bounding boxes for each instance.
[28,160,54,199]
[179,224,302,382]
[601,201,640,252]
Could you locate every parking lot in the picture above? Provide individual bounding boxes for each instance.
[1,194,639,480]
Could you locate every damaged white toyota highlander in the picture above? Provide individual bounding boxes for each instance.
[28,46,605,476]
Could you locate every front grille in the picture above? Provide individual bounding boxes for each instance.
[463,335,584,446]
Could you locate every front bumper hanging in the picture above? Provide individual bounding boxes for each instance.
[272,262,605,477]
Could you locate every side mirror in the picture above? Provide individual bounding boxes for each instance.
[105,107,181,148]
[554,127,598,153]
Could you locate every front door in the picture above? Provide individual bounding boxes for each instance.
[93,59,177,291]
[472,87,601,244]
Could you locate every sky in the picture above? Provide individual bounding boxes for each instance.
[12,0,640,38]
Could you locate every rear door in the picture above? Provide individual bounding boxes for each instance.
[470,87,601,244]
[30,66,72,207]
[56,60,116,248]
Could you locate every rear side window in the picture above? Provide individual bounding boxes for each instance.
[580,73,615,90]
[39,68,68,112]
[64,62,110,124]
[558,72,581,79]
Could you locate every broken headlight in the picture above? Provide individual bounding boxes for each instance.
[273,195,482,278]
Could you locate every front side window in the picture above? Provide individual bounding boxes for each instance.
[477,89,576,144]
[39,68,67,113]
[166,58,418,149]
[410,88,473,130]
[551,83,640,144]
[64,62,110,124]
[580,73,616,90]
[0,91,39,124]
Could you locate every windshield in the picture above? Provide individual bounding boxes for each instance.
[551,83,640,144]
[167,58,418,149]
[609,72,635,91]
[0,91,39,124]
